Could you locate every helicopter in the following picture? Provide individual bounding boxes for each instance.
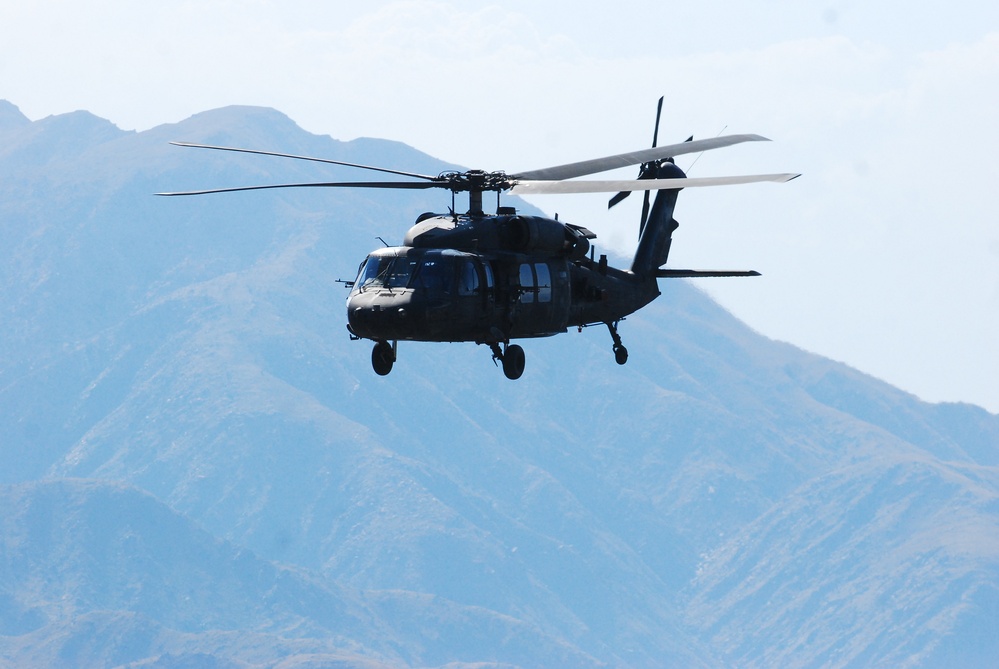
[158,99,798,379]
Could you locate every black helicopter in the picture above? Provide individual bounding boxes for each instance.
[159,100,797,379]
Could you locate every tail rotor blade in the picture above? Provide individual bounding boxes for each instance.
[608,190,631,209]
[651,96,664,149]
[640,97,665,233]
[610,96,665,212]
[640,189,651,235]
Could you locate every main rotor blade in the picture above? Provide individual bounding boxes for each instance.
[169,142,439,181]
[508,172,799,195]
[656,269,761,278]
[156,180,442,196]
[511,134,769,181]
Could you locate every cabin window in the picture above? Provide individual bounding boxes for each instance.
[483,262,495,289]
[458,260,479,295]
[519,263,535,303]
[534,263,552,303]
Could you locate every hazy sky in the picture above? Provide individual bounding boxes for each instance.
[3,1,998,412]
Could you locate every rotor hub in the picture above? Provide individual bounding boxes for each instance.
[438,170,511,193]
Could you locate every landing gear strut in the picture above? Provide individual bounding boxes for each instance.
[606,321,628,365]
[371,340,396,376]
[490,342,526,380]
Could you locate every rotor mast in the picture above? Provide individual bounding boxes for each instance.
[468,183,484,216]
[450,170,510,217]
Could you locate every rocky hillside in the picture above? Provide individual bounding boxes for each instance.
[1,100,997,667]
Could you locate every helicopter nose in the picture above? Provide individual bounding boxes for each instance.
[351,304,408,321]
[351,302,407,316]
[347,297,413,339]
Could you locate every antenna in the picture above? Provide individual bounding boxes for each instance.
[687,125,728,174]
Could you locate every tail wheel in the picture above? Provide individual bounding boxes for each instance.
[614,344,629,365]
[372,341,395,376]
[502,344,526,380]
[606,321,628,365]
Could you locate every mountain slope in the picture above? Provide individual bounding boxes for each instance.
[1,101,997,668]
[0,480,605,668]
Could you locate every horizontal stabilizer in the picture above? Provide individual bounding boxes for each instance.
[655,269,761,278]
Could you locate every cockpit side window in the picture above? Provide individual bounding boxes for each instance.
[458,260,480,295]
[413,257,452,294]
[352,258,370,292]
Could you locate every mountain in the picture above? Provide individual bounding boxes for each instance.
[1,100,997,668]
[0,479,598,668]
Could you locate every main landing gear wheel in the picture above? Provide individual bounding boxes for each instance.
[490,342,526,380]
[503,344,526,380]
[371,340,395,376]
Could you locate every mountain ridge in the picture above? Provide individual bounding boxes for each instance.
[1,102,996,668]
[0,100,31,133]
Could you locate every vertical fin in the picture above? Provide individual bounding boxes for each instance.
[631,162,685,277]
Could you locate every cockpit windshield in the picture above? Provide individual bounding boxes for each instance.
[354,255,420,291]
[353,252,479,296]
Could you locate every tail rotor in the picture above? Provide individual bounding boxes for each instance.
[608,97,693,237]
[609,96,664,234]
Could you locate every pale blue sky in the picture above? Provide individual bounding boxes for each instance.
[3,1,997,411]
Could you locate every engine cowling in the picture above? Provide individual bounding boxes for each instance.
[499,216,566,253]
[405,213,591,258]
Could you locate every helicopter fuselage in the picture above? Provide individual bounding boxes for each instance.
[158,102,792,379]
[345,213,660,345]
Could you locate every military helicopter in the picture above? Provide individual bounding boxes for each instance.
[159,99,797,379]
